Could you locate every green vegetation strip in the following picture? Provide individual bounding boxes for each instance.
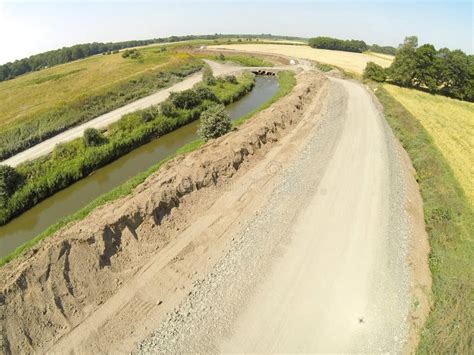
[375,86,473,353]
[0,71,296,267]
[0,73,255,226]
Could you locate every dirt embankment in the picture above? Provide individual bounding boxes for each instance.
[0,71,327,353]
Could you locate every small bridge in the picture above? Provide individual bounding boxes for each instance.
[251,69,277,76]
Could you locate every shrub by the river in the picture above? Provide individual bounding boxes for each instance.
[83,128,106,147]
[198,104,232,141]
[0,165,22,207]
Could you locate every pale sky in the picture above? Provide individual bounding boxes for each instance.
[0,0,472,65]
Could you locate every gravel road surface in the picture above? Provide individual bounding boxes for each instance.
[137,77,411,353]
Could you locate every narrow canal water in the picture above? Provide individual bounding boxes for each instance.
[0,76,279,258]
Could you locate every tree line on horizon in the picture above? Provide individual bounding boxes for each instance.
[308,36,397,55]
[364,36,473,102]
[0,34,304,82]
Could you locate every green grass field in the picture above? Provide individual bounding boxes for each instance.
[376,86,473,353]
[0,46,177,129]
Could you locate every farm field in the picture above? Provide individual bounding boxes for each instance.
[0,46,203,159]
[0,47,177,129]
[384,84,474,205]
[210,43,393,74]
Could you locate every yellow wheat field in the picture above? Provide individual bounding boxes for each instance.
[209,43,393,74]
[385,84,474,205]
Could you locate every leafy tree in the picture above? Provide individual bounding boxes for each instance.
[438,49,473,100]
[83,128,106,147]
[198,104,231,141]
[0,165,22,205]
[170,89,201,109]
[387,36,418,87]
[363,62,386,82]
[218,53,226,61]
[413,44,438,92]
[195,87,219,102]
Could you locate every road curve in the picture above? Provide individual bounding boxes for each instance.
[136,76,412,352]
[220,78,411,352]
[1,61,299,167]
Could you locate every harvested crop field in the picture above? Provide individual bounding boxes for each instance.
[210,43,393,74]
[385,84,474,205]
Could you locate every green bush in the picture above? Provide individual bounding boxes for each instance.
[121,49,142,59]
[170,89,201,109]
[198,104,231,141]
[0,165,22,206]
[363,62,387,82]
[83,128,106,147]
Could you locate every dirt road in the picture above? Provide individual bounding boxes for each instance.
[2,70,425,353]
[1,60,298,168]
[136,78,413,353]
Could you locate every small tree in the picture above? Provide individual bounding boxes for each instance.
[0,165,22,205]
[363,62,387,82]
[218,53,226,61]
[198,104,231,141]
[83,128,106,147]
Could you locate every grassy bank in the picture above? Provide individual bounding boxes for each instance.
[0,73,255,226]
[384,84,474,205]
[375,86,473,353]
[0,50,202,160]
[0,71,296,268]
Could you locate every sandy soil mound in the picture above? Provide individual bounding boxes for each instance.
[0,71,327,353]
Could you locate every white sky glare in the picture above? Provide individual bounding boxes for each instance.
[0,1,472,64]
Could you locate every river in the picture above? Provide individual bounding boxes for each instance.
[0,76,279,258]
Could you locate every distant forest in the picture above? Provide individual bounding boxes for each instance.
[0,34,305,82]
[309,36,397,55]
